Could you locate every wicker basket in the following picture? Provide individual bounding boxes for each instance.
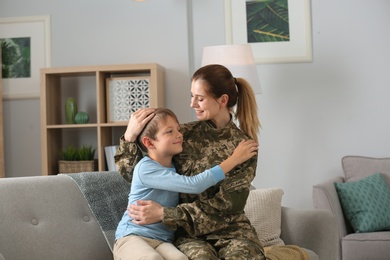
[58,160,96,174]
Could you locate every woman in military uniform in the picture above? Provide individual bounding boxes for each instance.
[115,64,264,260]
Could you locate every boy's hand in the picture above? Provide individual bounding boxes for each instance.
[231,139,258,164]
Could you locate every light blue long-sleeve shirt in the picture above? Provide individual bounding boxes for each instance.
[115,156,225,242]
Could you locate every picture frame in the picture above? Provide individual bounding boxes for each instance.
[106,76,151,123]
[225,0,312,64]
[0,16,51,99]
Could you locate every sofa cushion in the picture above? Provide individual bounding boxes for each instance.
[335,173,390,233]
[245,188,285,247]
[342,156,390,186]
[342,231,390,260]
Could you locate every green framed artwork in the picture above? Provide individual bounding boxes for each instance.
[0,16,51,99]
[225,0,312,64]
[1,37,31,78]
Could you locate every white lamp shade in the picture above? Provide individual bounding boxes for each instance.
[201,44,262,94]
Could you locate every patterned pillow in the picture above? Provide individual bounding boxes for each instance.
[244,188,285,247]
[335,173,390,233]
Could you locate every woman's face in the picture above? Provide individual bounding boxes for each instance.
[190,79,224,121]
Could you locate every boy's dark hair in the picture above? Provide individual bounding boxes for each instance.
[136,108,179,152]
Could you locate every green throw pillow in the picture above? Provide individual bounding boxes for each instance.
[335,173,390,233]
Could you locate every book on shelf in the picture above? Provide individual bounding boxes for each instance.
[105,145,119,171]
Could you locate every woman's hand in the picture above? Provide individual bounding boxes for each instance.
[124,108,156,142]
[128,200,164,225]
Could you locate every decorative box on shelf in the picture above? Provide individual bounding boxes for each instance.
[106,76,151,123]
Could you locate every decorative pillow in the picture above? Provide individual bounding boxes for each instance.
[244,188,285,247]
[335,173,390,233]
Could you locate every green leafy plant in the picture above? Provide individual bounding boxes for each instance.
[60,145,95,161]
[78,145,96,160]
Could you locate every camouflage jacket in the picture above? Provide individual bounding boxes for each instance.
[115,119,260,243]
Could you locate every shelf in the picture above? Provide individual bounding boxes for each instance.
[46,124,99,129]
[40,63,165,175]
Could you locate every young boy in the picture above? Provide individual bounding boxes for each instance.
[113,108,258,260]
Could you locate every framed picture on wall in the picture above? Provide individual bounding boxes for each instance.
[106,76,151,123]
[225,0,312,64]
[0,16,51,99]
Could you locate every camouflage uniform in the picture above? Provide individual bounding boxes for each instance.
[115,119,265,260]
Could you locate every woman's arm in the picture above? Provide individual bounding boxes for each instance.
[114,108,155,182]
[114,137,143,183]
[163,156,257,236]
[130,155,257,235]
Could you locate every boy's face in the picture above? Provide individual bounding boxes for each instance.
[152,116,183,156]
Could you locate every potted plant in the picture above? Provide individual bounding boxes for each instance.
[58,145,96,173]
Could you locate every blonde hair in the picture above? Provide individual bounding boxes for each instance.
[137,108,179,152]
[192,64,260,142]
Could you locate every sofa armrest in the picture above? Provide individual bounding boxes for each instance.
[313,176,349,239]
[0,175,113,260]
[280,207,339,260]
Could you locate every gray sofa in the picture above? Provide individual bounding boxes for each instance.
[0,171,338,260]
[313,156,390,260]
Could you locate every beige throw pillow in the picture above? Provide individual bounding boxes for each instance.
[244,188,285,247]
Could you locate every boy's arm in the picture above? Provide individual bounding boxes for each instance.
[138,161,224,194]
[139,139,258,194]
